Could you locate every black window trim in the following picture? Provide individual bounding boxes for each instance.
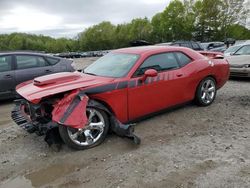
[132,52,181,78]
[13,54,51,70]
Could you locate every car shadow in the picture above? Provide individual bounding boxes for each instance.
[0,98,14,105]
[229,77,250,82]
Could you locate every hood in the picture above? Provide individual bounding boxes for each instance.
[226,55,250,66]
[16,72,115,104]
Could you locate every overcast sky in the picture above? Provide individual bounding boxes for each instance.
[0,0,170,38]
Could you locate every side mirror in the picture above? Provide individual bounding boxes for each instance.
[141,69,158,82]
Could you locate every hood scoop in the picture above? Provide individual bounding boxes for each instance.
[34,72,81,86]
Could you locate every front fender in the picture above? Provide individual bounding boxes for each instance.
[52,90,89,129]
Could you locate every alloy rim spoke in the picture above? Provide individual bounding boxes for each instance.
[84,130,94,144]
[88,109,95,123]
[208,86,215,92]
[89,122,104,131]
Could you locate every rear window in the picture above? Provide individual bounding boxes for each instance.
[175,52,192,67]
[46,57,60,65]
[0,56,12,72]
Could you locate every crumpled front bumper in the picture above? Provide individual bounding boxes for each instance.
[11,99,38,133]
[11,99,57,136]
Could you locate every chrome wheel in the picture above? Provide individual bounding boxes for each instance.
[67,108,105,146]
[200,79,216,104]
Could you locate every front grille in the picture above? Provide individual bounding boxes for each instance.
[11,100,37,133]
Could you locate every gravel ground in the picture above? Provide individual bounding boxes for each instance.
[0,58,250,188]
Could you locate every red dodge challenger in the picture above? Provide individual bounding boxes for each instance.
[12,46,229,150]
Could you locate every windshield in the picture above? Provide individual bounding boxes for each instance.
[84,53,139,78]
[224,45,241,54]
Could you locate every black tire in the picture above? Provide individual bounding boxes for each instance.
[59,107,109,150]
[195,77,217,106]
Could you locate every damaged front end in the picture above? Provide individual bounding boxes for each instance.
[11,91,140,149]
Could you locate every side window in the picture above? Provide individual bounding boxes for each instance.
[175,52,192,67]
[16,55,49,70]
[235,45,250,55]
[135,53,179,76]
[45,57,60,65]
[0,56,12,72]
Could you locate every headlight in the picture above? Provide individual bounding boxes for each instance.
[243,64,250,68]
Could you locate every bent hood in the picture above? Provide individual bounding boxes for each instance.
[16,72,115,104]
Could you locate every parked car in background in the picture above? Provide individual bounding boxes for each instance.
[0,52,75,100]
[57,52,82,59]
[224,42,250,56]
[201,42,226,52]
[225,43,250,77]
[154,42,172,46]
[170,41,204,51]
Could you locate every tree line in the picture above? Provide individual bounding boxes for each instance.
[0,0,249,53]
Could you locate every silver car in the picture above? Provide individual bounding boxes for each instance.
[225,43,250,78]
[0,52,75,100]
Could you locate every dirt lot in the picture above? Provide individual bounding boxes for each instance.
[0,58,250,188]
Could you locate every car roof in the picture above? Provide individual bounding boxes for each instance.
[113,45,193,55]
[0,51,59,58]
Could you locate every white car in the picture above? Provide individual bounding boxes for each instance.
[225,43,250,78]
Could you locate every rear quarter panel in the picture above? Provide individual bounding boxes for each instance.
[211,59,230,89]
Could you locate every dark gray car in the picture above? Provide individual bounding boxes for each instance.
[0,52,75,100]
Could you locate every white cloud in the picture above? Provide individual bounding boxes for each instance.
[0,0,169,37]
[0,6,62,32]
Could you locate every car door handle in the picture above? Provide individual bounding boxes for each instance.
[176,74,183,77]
[45,69,52,73]
[4,74,12,79]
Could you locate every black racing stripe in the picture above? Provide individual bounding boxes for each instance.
[129,80,136,88]
[117,81,128,89]
[84,83,117,94]
[60,95,81,123]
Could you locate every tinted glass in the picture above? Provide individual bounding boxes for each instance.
[175,52,192,67]
[192,42,201,50]
[84,53,139,78]
[16,55,49,69]
[46,57,60,65]
[135,53,179,76]
[235,45,250,55]
[0,56,12,72]
[224,45,241,54]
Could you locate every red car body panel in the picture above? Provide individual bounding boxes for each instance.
[16,46,229,128]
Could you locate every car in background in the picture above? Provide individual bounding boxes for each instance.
[224,43,250,77]
[170,41,204,51]
[154,42,172,46]
[0,52,75,100]
[201,42,226,52]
